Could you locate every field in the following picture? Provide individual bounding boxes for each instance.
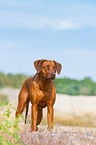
[0,88,96,144]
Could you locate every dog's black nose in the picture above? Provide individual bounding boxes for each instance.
[51,73,55,76]
[51,73,55,78]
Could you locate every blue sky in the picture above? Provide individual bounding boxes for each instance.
[0,0,96,81]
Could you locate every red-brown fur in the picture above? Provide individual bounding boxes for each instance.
[16,59,62,132]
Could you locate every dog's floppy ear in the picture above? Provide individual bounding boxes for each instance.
[54,61,62,74]
[34,59,45,73]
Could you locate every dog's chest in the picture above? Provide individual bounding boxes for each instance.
[38,89,51,106]
[31,79,53,107]
[38,96,48,108]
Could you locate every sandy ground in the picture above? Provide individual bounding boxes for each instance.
[54,94,96,118]
[0,88,96,118]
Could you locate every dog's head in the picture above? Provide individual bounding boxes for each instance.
[34,59,62,79]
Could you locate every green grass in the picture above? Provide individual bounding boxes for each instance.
[0,94,8,106]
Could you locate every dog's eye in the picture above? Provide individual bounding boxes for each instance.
[44,66,49,70]
[53,67,56,70]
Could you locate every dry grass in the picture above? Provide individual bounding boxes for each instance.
[26,113,96,128]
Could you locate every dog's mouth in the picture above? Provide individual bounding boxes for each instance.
[44,74,55,80]
[45,77,55,80]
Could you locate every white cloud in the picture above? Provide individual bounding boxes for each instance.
[0,10,80,30]
[52,21,79,30]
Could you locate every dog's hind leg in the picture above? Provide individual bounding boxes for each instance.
[15,82,29,118]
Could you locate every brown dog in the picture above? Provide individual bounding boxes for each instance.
[16,59,62,131]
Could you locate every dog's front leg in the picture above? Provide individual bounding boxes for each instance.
[31,104,38,132]
[47,105,54,131]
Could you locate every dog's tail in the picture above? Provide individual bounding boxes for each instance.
[25,102,29,124]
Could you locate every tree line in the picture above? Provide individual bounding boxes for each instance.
[0,72,96,96]
[55,77,96,95]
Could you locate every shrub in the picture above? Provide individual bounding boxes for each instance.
[0,104,25,145]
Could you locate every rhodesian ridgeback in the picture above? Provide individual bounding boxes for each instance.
[16,59,62,131]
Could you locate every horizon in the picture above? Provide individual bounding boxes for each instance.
[0,71,95,83]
